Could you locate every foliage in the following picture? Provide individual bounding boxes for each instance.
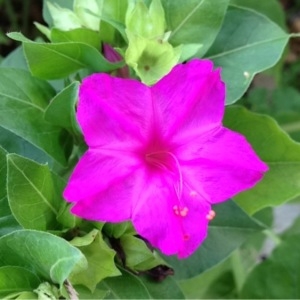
[0,0,299,298]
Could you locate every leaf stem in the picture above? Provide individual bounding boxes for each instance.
[263,229,282,246]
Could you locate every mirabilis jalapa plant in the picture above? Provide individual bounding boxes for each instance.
[0,0,297,298]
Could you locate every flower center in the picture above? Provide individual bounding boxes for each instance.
[145,150,183,201]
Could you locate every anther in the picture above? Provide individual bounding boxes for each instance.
[173,205,189,217]
[206,210,216,221]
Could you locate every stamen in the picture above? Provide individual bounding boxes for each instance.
[206,210,216,221]
[146,150,183,202]
[173,205,189,217]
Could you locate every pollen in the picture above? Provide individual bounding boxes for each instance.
[206,210,216,221]
[173,205,189,217]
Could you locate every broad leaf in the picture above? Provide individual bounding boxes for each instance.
[0,146,21,237]
[241,234,300,299]
[0,68,68,165]
[50,28,101,48]
[163,0,229,58]
[224,106,300,214]
[120,235,166,272]
[230,0,286,29]
[0,230,87,286]
[8,32,123,80]
[163,201,262,279]
[101,267,184,299]
[206,5,289,104]
[101,268,151,299]
[44,81,81,136]
[0,266,41,298]
[7,154,65,231]
[70,229,120,291]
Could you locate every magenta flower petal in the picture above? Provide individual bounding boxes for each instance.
[63,149,140,201]
[64,59,268,258]
[151,59,225,139]
[77,73,152,147]
[176,128,268,203]
[70,170,143,222]
[132,170,211,258]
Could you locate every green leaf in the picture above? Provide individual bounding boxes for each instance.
[101,268,150,299]
[44,82,81,136]
[0,266,41,298]
[101,267,184,299]
[70,229,120,292]
[0,68,68,165]
[7,154,65,231]
[206,5,289,104]
[163,0,229,57]
[0,126,51,165]
[0,46,27,70]
[163,201,262,279]
[224,106,300,215]
[179,258,232,299]
[0,230,87,286]
[8,32,122,80]
[74,285,109,299]
[50,28,101,48]
[229,0,287,29]
[241,234,300,299]
[138,275,185,299]
[120,235,166,272]
[0,147,21,237]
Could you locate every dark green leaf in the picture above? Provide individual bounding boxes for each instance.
[0,230,87,286]
[0,146,21,237]
[8,32,123,80]
[7,154,65,231]
[0,68,68,165]
[241,234,300,299]
[44,81,81,136]
[206,6,289,104]
[0,266,41,298]
[163,201,262,279]
[229,0,286,29]
[101,268,151,299]
[224,106,300,214]
[163,0,229,57]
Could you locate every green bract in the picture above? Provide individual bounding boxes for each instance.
[47,0,103,31]
[125,0,181,84]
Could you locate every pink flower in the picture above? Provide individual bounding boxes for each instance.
[64,59,268,258]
